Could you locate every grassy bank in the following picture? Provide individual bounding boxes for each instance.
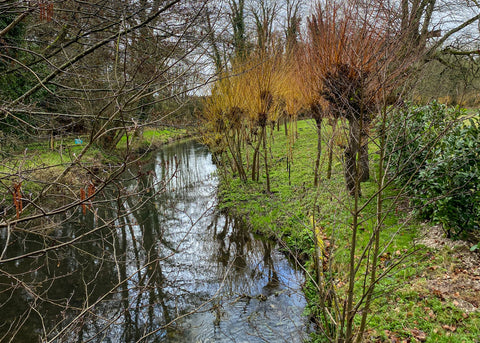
[116,126,190,151]
[0,126,191,197]
[217,119,480,342]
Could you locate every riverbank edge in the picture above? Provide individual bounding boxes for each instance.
[1,127,198,196]
[216,178,480,343]
[212,120,480,343]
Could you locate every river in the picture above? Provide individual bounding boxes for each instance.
[0,140,307,342]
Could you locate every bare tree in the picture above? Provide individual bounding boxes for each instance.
[0,1,218,341]
[303,1,480,342]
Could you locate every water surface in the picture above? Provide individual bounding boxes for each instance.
[0,140,306,342]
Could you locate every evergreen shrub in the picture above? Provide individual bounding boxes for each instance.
[386,102,480,239]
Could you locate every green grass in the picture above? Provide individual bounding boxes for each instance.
[1,126,189,202]
[1,127,188,181]
[116,126,188,150]
[216,118,480,342]
[369,290,480,342]
[0,137,108,197]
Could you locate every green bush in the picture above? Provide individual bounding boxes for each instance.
[386,102,480,239]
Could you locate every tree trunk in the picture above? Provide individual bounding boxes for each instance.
[314,117,322,187]
[262,125,270,193]
[235,133,247,181]
[98,128,124,150]
[359,140,369,182]
[226,132,247,181]
[50,130,55,151]
[252,130,262,181]
[327,118,337,179]
[345,118,361,196]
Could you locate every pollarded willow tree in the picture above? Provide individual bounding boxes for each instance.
[202,0,307,192]
[306,0,419,196]
[245,51,285,192]
[202,63,250,181]
[202,49,287,192]
[275,54,306,185]
[303,1,427,342]
[295,40,332,186]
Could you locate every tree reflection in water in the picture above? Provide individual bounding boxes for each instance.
[0,141,306,342]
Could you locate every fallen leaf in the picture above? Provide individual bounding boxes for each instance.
[433,289,445,300]
[410,328,427,342]
[442,325,457,332]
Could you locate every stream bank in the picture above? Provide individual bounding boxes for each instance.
[213,119,480,343]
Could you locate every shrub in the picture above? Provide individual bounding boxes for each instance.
[386,102,480,239]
